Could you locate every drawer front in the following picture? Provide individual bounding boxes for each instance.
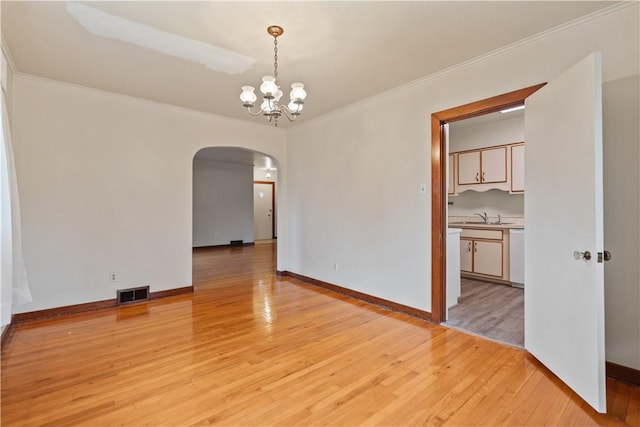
[460,228,503,240]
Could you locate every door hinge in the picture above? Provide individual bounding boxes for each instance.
[597,250,612,263]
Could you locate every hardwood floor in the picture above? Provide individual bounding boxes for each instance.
[1,242,638,426]
[446,278,524,347]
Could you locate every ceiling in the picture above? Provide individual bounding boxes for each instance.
[2,1,618,130]
[451,107,524,129]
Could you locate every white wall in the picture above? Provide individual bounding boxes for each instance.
[192,157,254,247]
[602,74,640,370]
[11,75,286,313]
[449,190,524,218]
[285,4,639,368]
[449,114,524,152]
[253,167,277,182]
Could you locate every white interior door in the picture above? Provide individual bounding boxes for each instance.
[253,183,273,240]
[524,53,606,412]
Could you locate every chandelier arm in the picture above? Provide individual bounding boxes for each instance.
[245,106,265,117]
[278,105,299,121]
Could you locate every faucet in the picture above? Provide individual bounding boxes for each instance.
[474,212,488,224]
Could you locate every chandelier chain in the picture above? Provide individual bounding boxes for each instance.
[273,38,279,85]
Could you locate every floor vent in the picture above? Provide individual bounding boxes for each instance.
[117,286,150,305]
[230,240,244,246]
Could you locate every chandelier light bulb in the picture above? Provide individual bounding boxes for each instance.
[290,82,306,101]
[240,86,257,105]
[261,99,273,113]
[260,76,278,96]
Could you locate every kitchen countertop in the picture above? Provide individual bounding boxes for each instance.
[447,222,524,230]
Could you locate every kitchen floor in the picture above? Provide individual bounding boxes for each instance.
[445,278,524,347]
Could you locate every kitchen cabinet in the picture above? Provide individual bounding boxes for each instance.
[457,151,480,185]
[460,239,473,272]
[457,146,507,187]
[481,147,508,183]
[459,228,508,281]
[511,144,525,192]
[473,240,503,276]
[460,238,503,277]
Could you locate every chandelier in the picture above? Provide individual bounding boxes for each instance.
[240,25,306,126]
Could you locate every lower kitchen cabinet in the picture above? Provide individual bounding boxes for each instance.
[460,239,473,272]
[459,228,510,281]
[473,240,503,276]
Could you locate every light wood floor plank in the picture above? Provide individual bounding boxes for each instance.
[1,242,638,426]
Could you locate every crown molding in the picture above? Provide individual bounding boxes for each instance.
[1,37,18,74]
[395,1,636,94]
[12,72,284,133]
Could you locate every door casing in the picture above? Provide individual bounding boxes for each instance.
[430,83,546,323]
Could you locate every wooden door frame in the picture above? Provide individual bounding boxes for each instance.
[254,180,276,239]
[430,83,546,324]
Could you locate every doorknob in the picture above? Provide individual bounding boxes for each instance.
[573,250,591,261]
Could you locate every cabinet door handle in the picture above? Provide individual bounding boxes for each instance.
[468,241,472,252]
[482,171,486,182]
[475,172,480,182]
[474,242,478,253]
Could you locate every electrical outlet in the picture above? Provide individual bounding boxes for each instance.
[109,272,118,283]
[333,263,338,271]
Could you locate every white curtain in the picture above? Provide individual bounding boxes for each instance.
[1,81,32,328]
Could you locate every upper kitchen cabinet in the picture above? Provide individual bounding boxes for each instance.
[481,147,508,183]
[457,150,480,185]
[458,147,507,185]
[449,108,524,194]
[510,143,525,193]
[456,146,508,191]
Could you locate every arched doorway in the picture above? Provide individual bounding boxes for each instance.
[192,147,280,249]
